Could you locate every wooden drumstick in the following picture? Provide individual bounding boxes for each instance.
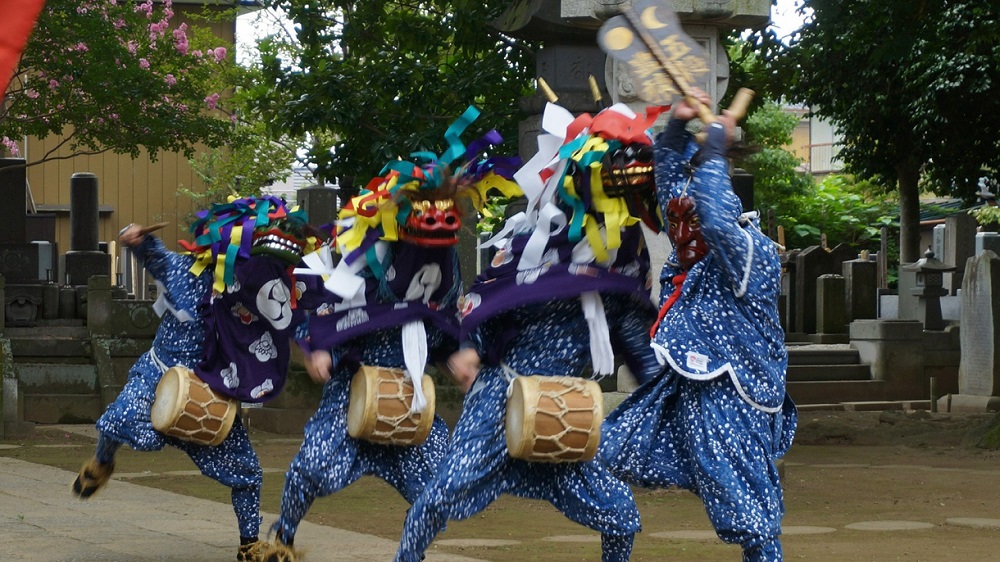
[695,88,755,143]
[726,88,755,121]
[537,77,558,103]
[588,75,606,109]
[137,222,170,236]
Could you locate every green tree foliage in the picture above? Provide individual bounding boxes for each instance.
[757,0,1000,262]
[782,174,897,254]
[0,0,238,167]
[252,0,537,185]
[735,99,895,261]
[185,61,306,205]
[739,100,814,219]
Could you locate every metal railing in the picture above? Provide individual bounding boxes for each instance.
[804,142,844,174]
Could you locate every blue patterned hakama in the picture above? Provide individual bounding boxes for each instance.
[397,295,660,562]
[93,236,264,539]
[270,327,451,544]
[271,240,460,545]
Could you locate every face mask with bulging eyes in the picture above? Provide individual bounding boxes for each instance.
[600,142,655,197]
[667,196,708,269]
[399,198,462,247]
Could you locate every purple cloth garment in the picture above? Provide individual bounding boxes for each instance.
[194,256,306,403]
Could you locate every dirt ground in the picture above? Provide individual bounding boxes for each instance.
[5,409,1000,561]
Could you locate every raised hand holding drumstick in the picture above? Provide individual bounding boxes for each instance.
[117,222,169,247]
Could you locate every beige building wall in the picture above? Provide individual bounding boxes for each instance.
[788,111,811,163]
[24,5,235,254]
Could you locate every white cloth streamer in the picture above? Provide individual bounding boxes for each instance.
[580,291,614,376]
[294,243,366,301]
[402,320,429,414]
[478,211,528,250]
[517,203,567,272]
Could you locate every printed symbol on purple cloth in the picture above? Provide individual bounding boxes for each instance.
[251,378,274,399]
[231,302,258,325]
[458,293,481,318]
[228,278,242,293]
[336,308,369,331]
[316,302,334,316]
[516,263,549,285]
[249,332,279,362]
[404,264,443,304]
[516,247,561,285]
[491,247,513,267]
[569,264,600,277]
[222,362,239,388]
[613,260,643,278]
[256,278,293,329]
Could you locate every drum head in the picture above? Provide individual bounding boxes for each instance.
[347,366,376,439]
[151,366,186,432]
[504,376,533,460]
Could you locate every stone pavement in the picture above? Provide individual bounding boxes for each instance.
[0,426,479,562]
[5,425,1000,561]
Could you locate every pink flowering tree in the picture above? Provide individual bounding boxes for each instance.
[0,0,237,167]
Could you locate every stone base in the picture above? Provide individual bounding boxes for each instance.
[936,394,1000,413]
[784,332,812,343]
[603,391,630,413]
[808,333,851,344]
[3,420,35,438]
[64,251,110,287]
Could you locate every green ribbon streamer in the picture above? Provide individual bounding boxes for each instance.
[440,105,479,165]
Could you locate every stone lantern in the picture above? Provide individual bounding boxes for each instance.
[902,246,955,330]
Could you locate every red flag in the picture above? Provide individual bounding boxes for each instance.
[0,0,47,101]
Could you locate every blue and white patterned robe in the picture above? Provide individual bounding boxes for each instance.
[601,120,798,561]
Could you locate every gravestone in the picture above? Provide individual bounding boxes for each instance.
[780,249,799,334]
[976,232,1000,256]
[944,213,976,295]
[815,274,847,341]
[793,244,857,335]
[63,173,110,287]
[0,159,61,325]
[932,224,945,266]
[0,159,27,243]
[958,251,1000,397]
[296,185,339,228]
[843,257,877,322]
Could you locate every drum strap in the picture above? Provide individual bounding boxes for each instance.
[401,320,429,414]
[149,348,169,374]
[500,362,520,397]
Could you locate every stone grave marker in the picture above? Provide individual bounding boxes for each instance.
[959,251,1000,396]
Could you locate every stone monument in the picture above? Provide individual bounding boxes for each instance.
[950,251,1000,411]
[496,0,770,155]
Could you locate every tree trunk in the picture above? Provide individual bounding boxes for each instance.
[896,160,922,263]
